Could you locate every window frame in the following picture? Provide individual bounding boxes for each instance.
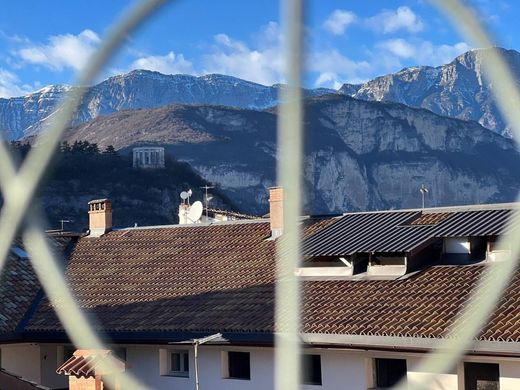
[463,362,500,390]
[373,357,407,388]
[168,350,190,378]
[301,353,322,386]
[222,350,251,380]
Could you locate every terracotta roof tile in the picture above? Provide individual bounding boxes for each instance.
[0,252,39,334]
[21,218,520,345]
[0,233,78,336]
[56,350,124,378]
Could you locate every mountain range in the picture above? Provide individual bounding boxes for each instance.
[340,47,520,137]
[0,72,332,140]
[4,47,520,216]
[59,94,520,215]
[0,47,518,140]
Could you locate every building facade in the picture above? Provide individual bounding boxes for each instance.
[1,192,520,389]
[132,146,165,169]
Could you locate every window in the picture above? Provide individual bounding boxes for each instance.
[169,351,189,377]
[224,351,250,380]
[302,354,322,385]
[374,358,407,388]
[464,362,499,390]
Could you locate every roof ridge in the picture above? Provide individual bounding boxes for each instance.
[118,218,269,231]
[341,202,519,216]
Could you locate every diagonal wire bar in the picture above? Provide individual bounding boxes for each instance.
[274,0,304,390]
[0,1,171,389]
[397,0,520,388]
[0,1,517,390]
[23,212,151,390]
[0,0,169,276]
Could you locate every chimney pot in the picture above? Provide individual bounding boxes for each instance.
[88,199,112,237]
[269,187,284,238]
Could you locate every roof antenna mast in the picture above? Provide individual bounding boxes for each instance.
[59,219,71,231]
[419,184,429,209]
[201,185,214,220]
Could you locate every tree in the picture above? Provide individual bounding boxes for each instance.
[60,141,71,154]
[103,145,117,155]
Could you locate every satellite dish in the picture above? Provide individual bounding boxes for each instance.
[180,191,189,200]
[188,201,203,222]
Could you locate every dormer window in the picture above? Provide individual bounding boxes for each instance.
[487,236,511,262]
[441,236,487,264]
[296,253,369,280]
[296,256,353,280]
[367,253,406,279]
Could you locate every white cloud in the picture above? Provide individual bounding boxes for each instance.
[377,39,416,58]
[309,50,371,88]
[203,22,284,85]
[17,29,100,71]
[367,6,424,34]
[202,21,372,89]
[377,38,471,66]
[0,68,34,98]
[323,10,356,36]
[129,51,195,75]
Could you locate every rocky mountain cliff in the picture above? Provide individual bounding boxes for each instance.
[340,47,520,137]
[0,71,332,140]
[59,95,520,215]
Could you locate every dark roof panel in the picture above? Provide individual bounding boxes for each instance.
[303,206,516,256]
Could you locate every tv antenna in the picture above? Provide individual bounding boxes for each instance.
[187,201,203,223]
[201,185,214,220]
[419,184,429,209]
[59,219,72,231]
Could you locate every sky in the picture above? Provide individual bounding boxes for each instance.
[0,0,516,98]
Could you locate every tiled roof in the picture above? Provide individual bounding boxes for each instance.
[56,350,124,378]
[28,221,277,334]
[0,368,51,389]
[24,215,520,349]
[0,233,79,337]
[302,265,520,342]
[0,252,40,335]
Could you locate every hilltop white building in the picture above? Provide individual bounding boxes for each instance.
[132,146,165,169]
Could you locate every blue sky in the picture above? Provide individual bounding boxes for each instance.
[0,0,516,97]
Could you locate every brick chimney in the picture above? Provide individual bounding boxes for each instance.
[269,187,284,238]
[88,199,112,237]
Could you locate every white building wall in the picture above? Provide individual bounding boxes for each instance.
[40,344,69,389]
[498,361,520,390]
[3,342,520,390]
[121,346,520,390]
[126,345,275,390]
[407,356,458,390]
[311,350,368,390]
[126,345,371,390]
[0,343,41,383]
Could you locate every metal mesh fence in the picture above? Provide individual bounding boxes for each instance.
[0,0,518,389]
